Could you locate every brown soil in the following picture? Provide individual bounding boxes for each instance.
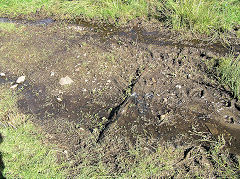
[0,18,240,177]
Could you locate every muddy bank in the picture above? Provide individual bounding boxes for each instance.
[0,18,240,176]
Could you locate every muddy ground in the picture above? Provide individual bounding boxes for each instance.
[0,18,240,177]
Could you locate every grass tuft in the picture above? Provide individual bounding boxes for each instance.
[158,0,240,34]
[215,55,240,99]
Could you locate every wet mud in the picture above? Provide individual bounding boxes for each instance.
[0,17,240,175]
[0,17,54,26]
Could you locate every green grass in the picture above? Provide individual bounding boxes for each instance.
[1,123,66,178]
[0,87,66,178]
[56,0,149,21]
[209,136,240,178]
[73,138,240,178]
[212,55,240,99]
[158,0,240,34]
[0,0,239,34]
[0,22,16,32]
[120,137,240,178]
[0,22,24,36]
[0,0,149,22]
[0,0,53,17]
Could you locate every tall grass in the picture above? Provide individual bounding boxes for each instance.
[0,0,53,17]
[160,0,240,34]
[0,0,239,33]
[216,55,240,99]
[55,0,150,22]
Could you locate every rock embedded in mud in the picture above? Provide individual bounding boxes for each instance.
[59,76,74,85]
[0,73,5,77]
[10,84,18,89]
[56,97,63,102]
[16,76,26,84]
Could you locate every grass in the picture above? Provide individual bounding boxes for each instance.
[56,0,149,22]
[0,86,66,178]
[120,137,240,178]
[0,0,149,22]
[207,55,240,99]
[0,22,24,36]
[72,136,240,178]
[0,22,16,32]
[0,0,239,34]
[160,0,240,34]
[0,0,53,17]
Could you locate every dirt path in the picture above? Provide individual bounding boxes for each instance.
[1,18,240,176]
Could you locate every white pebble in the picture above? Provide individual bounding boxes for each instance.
[16,76,26,84]
[10,84,18,89]
[59,76,74,86]
[176,85,181,89]
[50,72,55,76]
[56,97,62,102]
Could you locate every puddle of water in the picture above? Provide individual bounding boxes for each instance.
[0,17,54,25]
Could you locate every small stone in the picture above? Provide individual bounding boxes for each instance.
[160,114,166,120]
[59,76,74,85]
[163,98,167,103]
[16,76,26,84]
[10,84,18,89]
[151,77,156,83]
[176,85,181,89]
[50,72,55,76]
[79,127,85,132]
[131,92,137,97]
[56,97,62,102]
[0,73,5,77]
[75,67,80,72]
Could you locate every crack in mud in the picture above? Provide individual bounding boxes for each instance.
[96,67,144,143]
